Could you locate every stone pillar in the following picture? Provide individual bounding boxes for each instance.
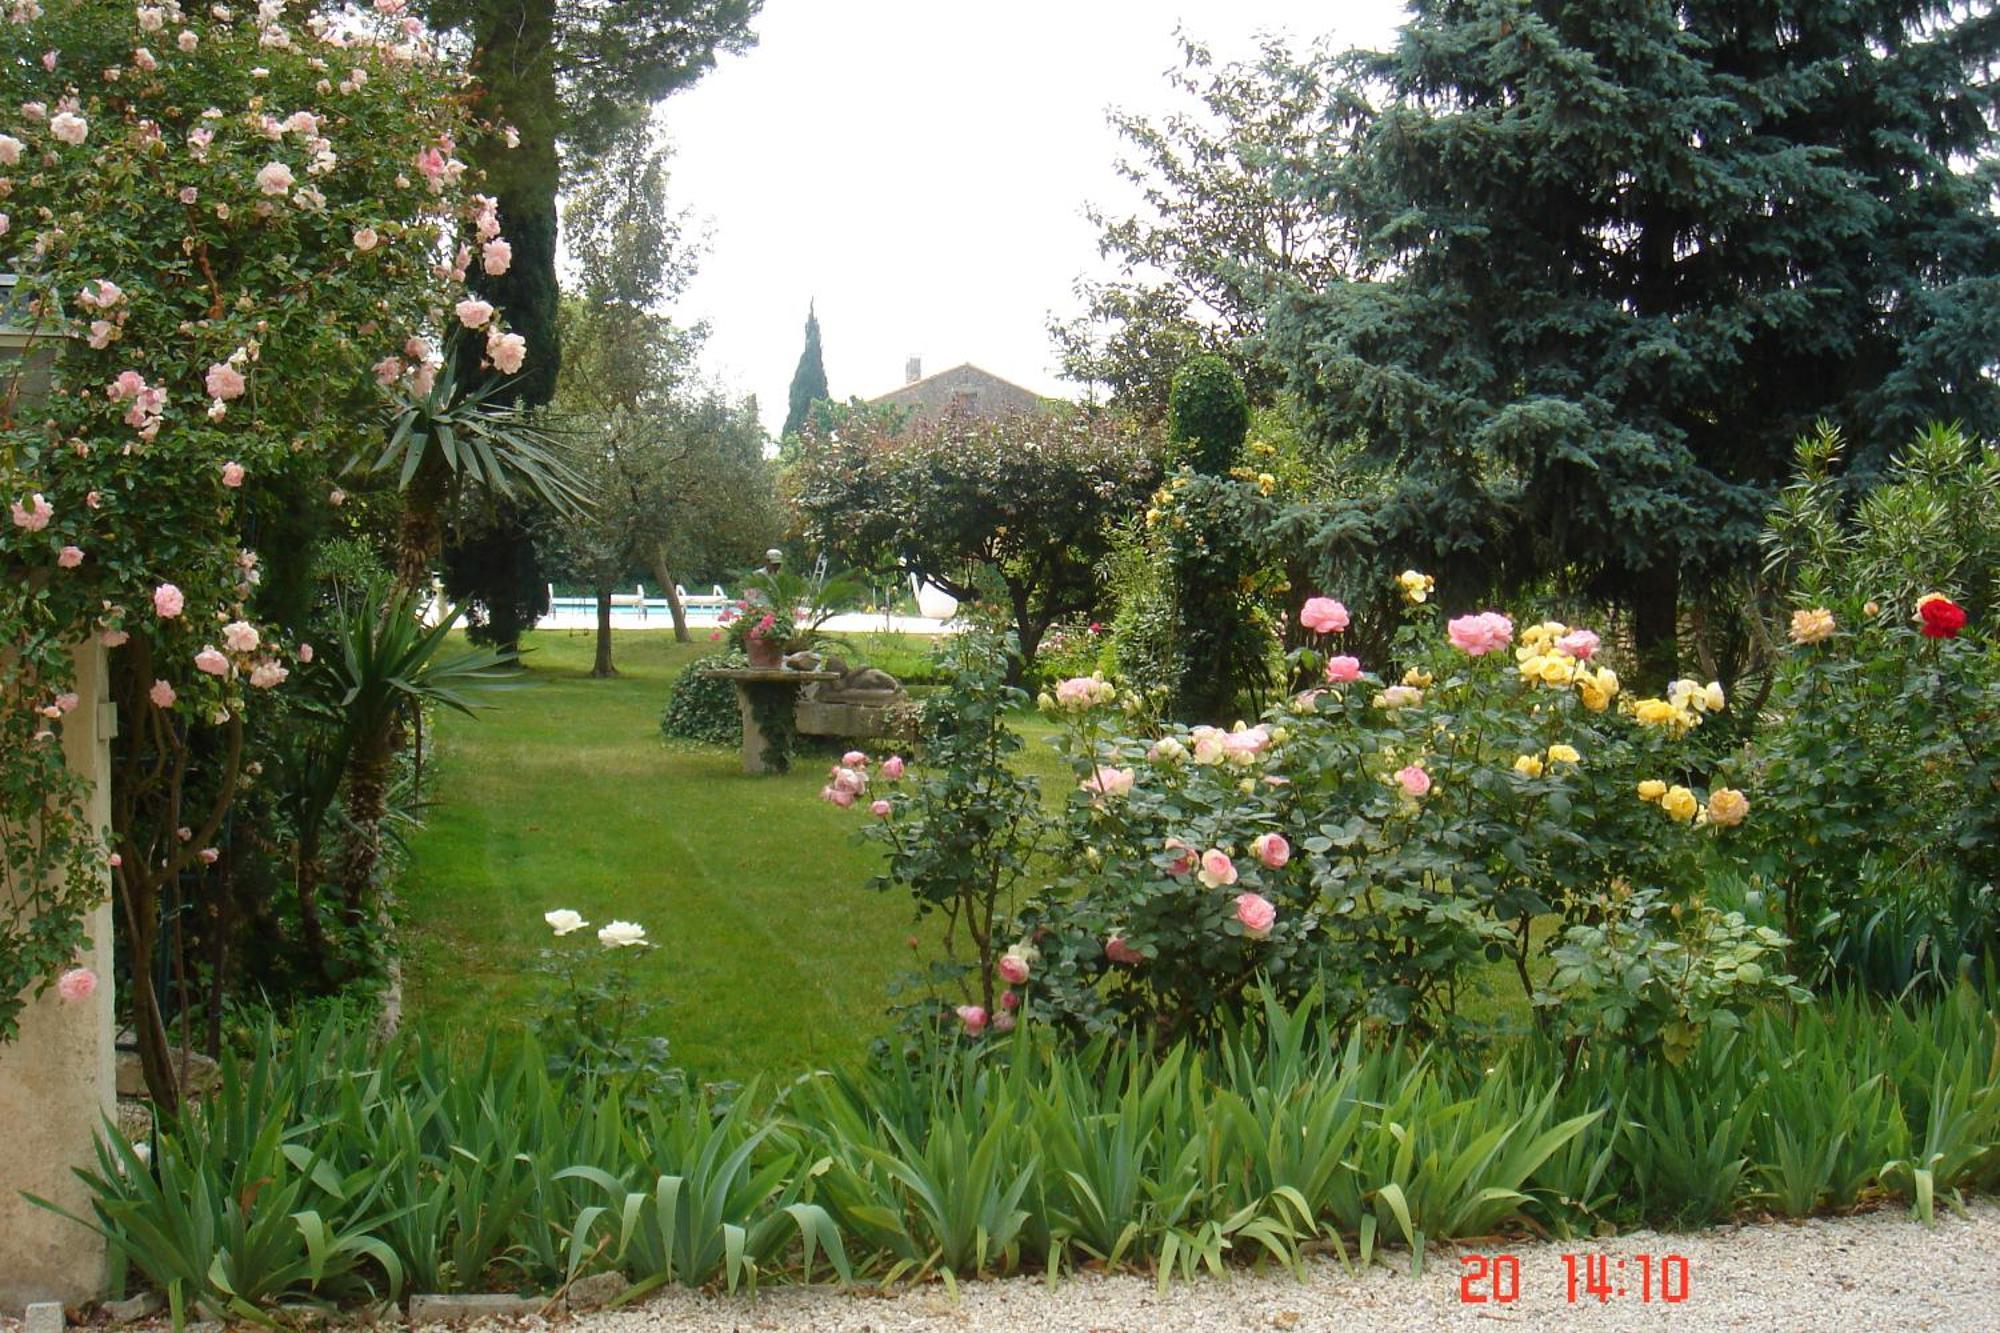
[0,642,115,1313]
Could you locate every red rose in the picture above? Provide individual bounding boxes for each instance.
[1918,595,1967,639]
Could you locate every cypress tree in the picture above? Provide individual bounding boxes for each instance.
[782,302,829,440]
[1265,1,2000,681]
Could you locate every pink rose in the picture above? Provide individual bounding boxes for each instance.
[487,331,527,374]
[831,765,867,795]
[11,492,52,531]
[153,583,185,618]
[205,363,246,400]
[222,620,260,653]
[194,646,229,676]
[1395,764,1432,797]
[999,988,1021,1010]
[1198,848,1238,888]
[297,642,313,663]
[85,491,101,509]
[56,967,96,1002]
[1555,629,1600,659]
[107,852,122,868]
[1221,726,1269,763]
[880,754,905,780]
[198,847,219,865]
[869,798,891,817]
[997,952,1030,985]
[955,1004,987,1036]
[1324,655,1362,683]
[100,628,129,648]
[992,1010,1016,1033]
[481,238,512,275]
[50,692,78,715]
[1300,597,1350,634]
[1234,891,1276,938]
[148,679,176,708]
[254,161,295,195]
[50,111,88,145]
[1163,838,1196,876]
[221,461,245,488]
[353,226,380,251]
[1081,765,1135,797]
[1252,832,1290,869]
[1105,935,1143,965]
[1447,611,1515,657]
[57,545,84,568]
[819,785,855,809]
[843,750,869,768]
[248,660,288,689]
[455,297,495,329]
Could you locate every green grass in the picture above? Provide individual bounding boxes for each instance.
[400,629,1538,1084]
[399,629,944,1084]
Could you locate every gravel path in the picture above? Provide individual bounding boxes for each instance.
[493,1200,2000,1333]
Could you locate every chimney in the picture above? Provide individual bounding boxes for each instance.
[905,355,923,385]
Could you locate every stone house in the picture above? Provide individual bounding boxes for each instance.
[868,357,1048,420]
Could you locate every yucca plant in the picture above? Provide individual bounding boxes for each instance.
[359,345,589,588]
[319,577,515,940]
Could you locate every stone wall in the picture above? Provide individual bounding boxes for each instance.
[0,643,114,1313]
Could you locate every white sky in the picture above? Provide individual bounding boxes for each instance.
[653,0,1409,435]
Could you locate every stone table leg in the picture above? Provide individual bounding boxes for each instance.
[731,682,769,774]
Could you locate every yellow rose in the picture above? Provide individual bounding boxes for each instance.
[1707,787,1749,827]
[1547,743,1581,765]
[1396,570,1434,604]
[1637,779,1668,802]
[1578,683,1609,712]
[1593,667,1620,698]
[1634,698,1680,728]
[1789,606,1836,645]
[1538,655,1576,685]
[1513,753,1545,778]
[1661,785,1699,822]
[1703,682,1726,713]
[1402,667,1434,688]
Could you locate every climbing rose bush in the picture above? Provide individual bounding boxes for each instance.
[0,0,520,1035]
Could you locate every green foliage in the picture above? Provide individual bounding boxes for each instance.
[1748,426,2000,993]
[659,650,747,746]
[40,985,2000,1311]
[1167,355,1251,475]
[782,303,829,440]
[790,407,1159,672]
[1536,888,1808,1065]
[529,919,683,1100]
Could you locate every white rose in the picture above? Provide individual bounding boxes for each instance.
[543,908,587,936]
[597,920,646,948]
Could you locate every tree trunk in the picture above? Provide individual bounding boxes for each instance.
[593,585,617,677]
[1631,562,1681,688]
[333,735,393,939]
[649,549,691,642]
[396,452,451,592]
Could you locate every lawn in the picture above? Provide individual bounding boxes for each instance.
[398,629,953,1085]
[400,628,1535,1084]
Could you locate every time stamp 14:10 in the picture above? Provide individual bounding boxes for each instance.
[1459,1252,1693,1305]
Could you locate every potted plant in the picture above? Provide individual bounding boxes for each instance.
[722,599,797,668]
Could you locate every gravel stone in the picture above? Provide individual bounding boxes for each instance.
[471,1200,2000,1333]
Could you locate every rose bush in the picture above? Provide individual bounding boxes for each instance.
[834,577,1772,1059]
[0,0,520,1048]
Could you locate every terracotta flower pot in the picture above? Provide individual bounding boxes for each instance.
[745,636,783,668]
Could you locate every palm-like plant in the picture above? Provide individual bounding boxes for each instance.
[357,341,591,587]
[318,577,516,935]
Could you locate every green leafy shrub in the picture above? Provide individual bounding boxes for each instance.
[1751,424,2000,993]
[659,651,746,746]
